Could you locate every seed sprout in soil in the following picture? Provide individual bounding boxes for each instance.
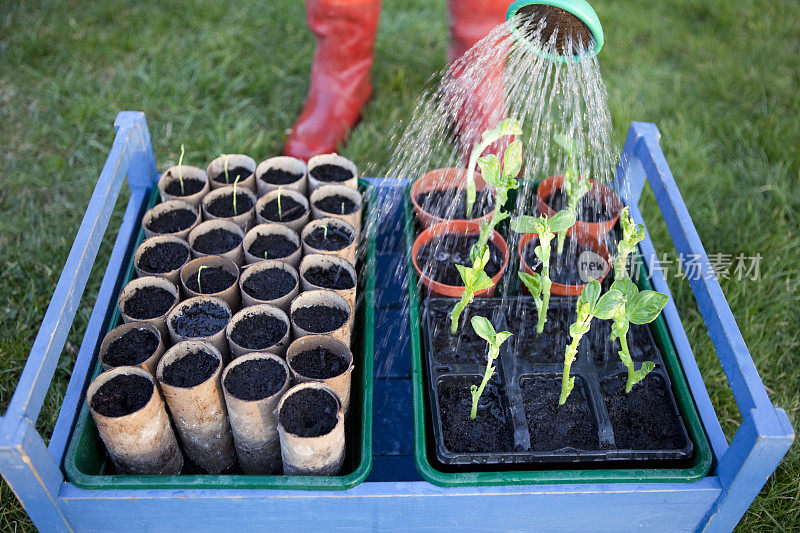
[178,144,186,195]
[464,118,522,219]
[196,265,207,294]
[468,315,511,420]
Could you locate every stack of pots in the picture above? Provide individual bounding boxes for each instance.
[87,152,363,477]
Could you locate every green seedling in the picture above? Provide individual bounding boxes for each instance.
[607,278,668,393]
[553,133,590,254]
[449,246,494,334]
[341,201,346,215]
[469,316,512,420]
[264,251,268,259]
[323,225,328,240]
[196,265,208,294]
[511,210,576,334]
[559,279,623,404]
[613,206,645,279]
[232,175,241,215]
[177,144,185,195]
[464,118,523,219]
[277,187,283,220]
[222,154,230,184]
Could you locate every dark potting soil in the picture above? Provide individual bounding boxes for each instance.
[138,241,189,274]
[416,233,503,286]
[146,208,196,234]
[520,376,599,451]
[545,188,610,223]
[224,358,287,401]
[171,301,230,338]
[248,234,298,260]
[415,188,495,220]
[506,300,573,363]
[601,374,687,450]
[516,4,592,54]
[523,235,593,286]
[303,265,355,290]
[161,349,218,388]
[291,347,348,379]
[164,177,205,196]
[259,195,306,222]
[314,195,358,215]
[429,302,502,364]
[304,225,353,251]
[279,388,339,437]
[104,327,159,367]
[230,313,287,350]
[212,166,252,184]
[292,305,349,333]
[192,228,242,255]
[206,192,254,218]
[310,164,353,183]
[90,374,153,417]
[241,268,296,301]
[438,376,514,453]
[123,286,175,319]
[185,266,236,295]
[260,168,303,185]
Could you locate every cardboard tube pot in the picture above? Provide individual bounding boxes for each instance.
[301,217,357,264]
[310,184,362,235]
[99,322,165,376]
[207,154,257,192]
[180,255,241,311]
[290,289,352,346]
[256,156,308,196]
[142,200,201,240]
[277,382,345,476]
[307,153,358,192]
[299,254,357,312]
[286,335,354,414]
[243,223,302,268]
[87,366,183,475]
[536,175,623,237]
[255,187,310,234]
[118,276,179,339]
[158,165,210,208]
[202,186,257,232]
[239,259,299,312]
[410,167,494,229]
[226,304,291,358]
[187,219,245,267]
[221,353,291,474]
[134,235,191,285]
[166,296,232,361]
[156,341,235,474]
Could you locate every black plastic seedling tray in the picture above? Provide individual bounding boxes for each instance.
[422,296,694,467]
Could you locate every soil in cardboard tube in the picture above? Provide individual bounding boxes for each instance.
[279,388,338,437]
[212,166,251,184]
[123,286,175,319]
[164,177,205,196]
[161,349,219,388]
[171,301,230,337]
[146,208,196,234]
[91,374,153,417]
[224,358,287,401]
[261,168,303,185]
[304,225,353,251]
[310,164,353,183]
[242,268,296,301]
[104,328,159,367]
[206,192,254,218]
[184,266,236,294]
[291,347,348,379]
[314,195,358,215]
[193,228,242,255]
[523,234,593,286]
[230,313,287,350]
[260,195,306,222]
[248,234,298,259]
[415,188,494,220]
[292,305,348,333]
[138,241,190,274]
[416,233,502,286]
[303,265,355,290]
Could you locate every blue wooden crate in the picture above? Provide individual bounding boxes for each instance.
[0,112,793,532]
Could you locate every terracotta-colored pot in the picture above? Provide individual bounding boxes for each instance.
[411,220,509,298]
[206,154,257,192]
[157,165,210,208]
[256,156,308,196]
[518,229,611,296]
[180,255,241,311]
[536,175,623,237]
[409,167,494,229]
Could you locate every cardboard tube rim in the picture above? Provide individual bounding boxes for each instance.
[309,184,363,227]
[179,255,241,310]
[142,200,201,240]
[99,321,165,375]
[277,381,344,439]
[238,259,300,310]
[300,217,357,263]
[158,165,210,207]
[242,222,302,267]
[221,351,291,404]
[134,235,192,284]
[255,187,310,233]
[298,254,357,307]
[307,153,358,192]
[206,154,257,192]
[201,186,257,231]
[226,303,291,358]
[165,295,232,355]
[256,156,308,196]
[187,218,246,266]
[118,276,180,338]
[290,289,352,345]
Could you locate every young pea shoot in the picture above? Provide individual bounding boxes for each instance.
[177,144,186,195]
[560,279,623,404]
[613,206,645,279]
[449,246,494,334]
[553,133,590,254]
[323,224,328,240]
[511,210,576,334]
[196,265,208,294]
[222,154,230,184]
[607,278,668,393]
[232,175,241,215]
[277,186,283,220]
[469,316,512,420]
[341,201,346,215]
[464,118,523,219]
[264,251,268,259]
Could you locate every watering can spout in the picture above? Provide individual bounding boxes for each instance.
[506,0,604,59]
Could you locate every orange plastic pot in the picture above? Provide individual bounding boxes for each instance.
[537,175,623,236]
[518,229,610,296]
[412,220,509,298]
[410,168,495,229]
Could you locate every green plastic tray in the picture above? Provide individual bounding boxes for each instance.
[64,180,376,491]
[403,184,712,486]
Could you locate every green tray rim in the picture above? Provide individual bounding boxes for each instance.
[63,180,376,491]
[404,184,713,487]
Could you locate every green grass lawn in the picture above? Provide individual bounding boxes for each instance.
[1,0,798,529]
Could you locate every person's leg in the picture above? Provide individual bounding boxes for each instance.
[284,0,381,161]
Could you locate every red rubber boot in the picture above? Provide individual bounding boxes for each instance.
[284,0,381,161]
